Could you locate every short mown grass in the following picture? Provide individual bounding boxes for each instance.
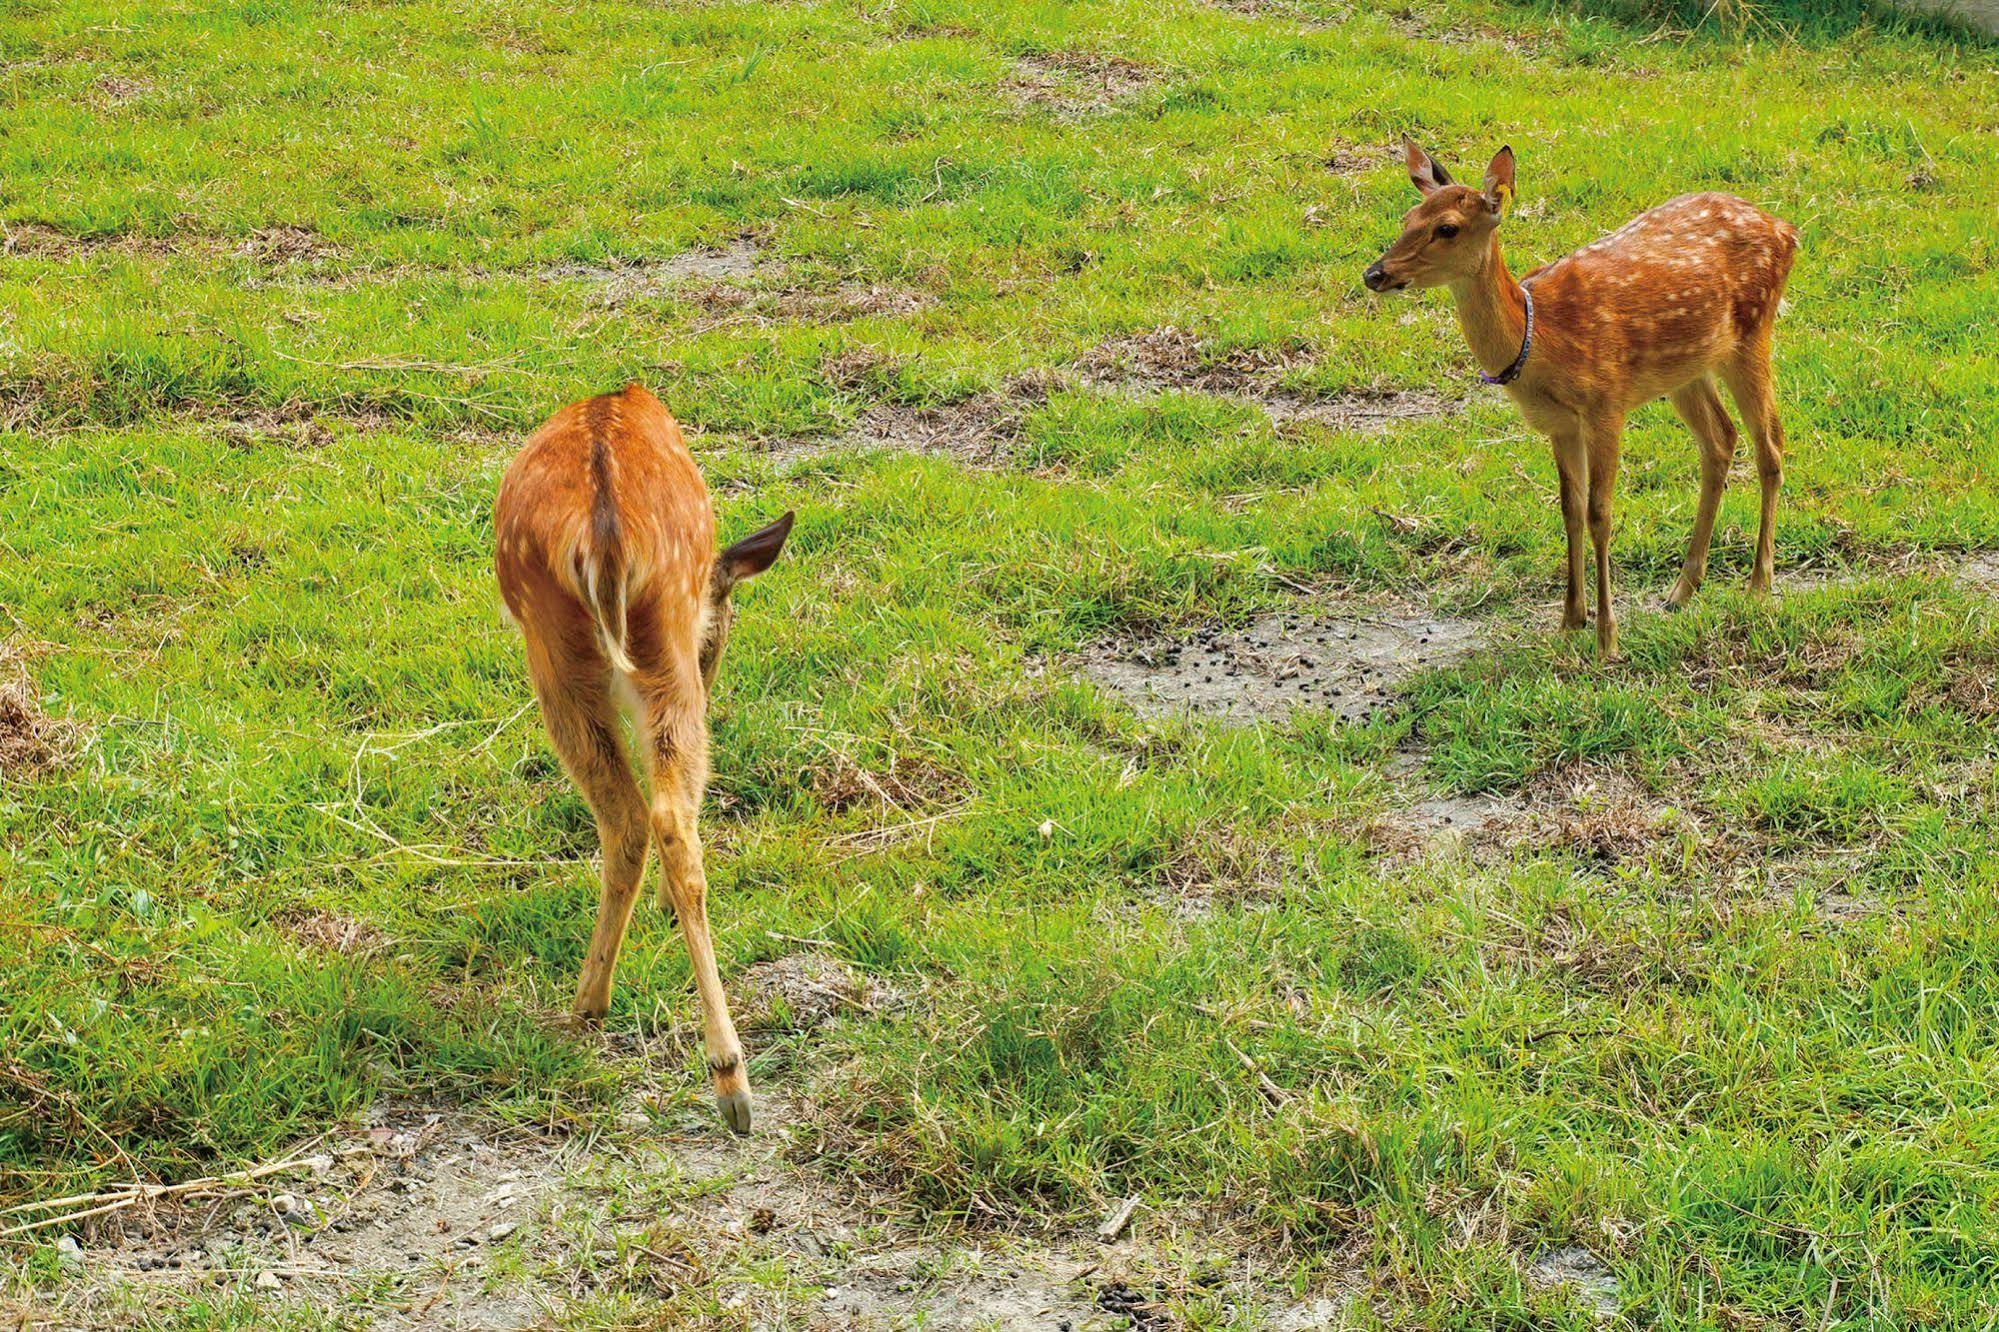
[4,0,1998,1325]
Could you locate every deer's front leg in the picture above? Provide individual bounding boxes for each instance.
[1551,431,1590,632]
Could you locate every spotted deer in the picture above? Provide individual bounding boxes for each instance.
[495,384,793,1134]
[1365,141,1798,656]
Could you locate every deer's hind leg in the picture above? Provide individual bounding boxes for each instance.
[522,631,650,1023]
[631,669,751,1135]
[1719,340,1785,598]
[1666,378,1739,610]
[1583,411,1626,659]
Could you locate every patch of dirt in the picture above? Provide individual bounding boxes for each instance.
[23,1101,1354,1330]
[91,74,152,105]
[1076,326,1311,397]
[25,1109,580,1330]
[1003,52,1155,117]
[1372,757,1694,869]
[1506,762,1696,867]
[1,222,183,259]
[1202,0,1345,27]
[1263,387,1458,430]
[1389,9,1545,55]
[541,239,777,307]
[739,953,869,1033]
[217,413,340,452]
[1325,142,1393,176]
[1525,1245,1621,1317]
[750,333,1448,469]
[765,369,1059,469]
[1,222,336,265]
[1078,327,1459,432]
[1368,753,1532,859]
[770,282,932,322]
[1961,551,1999,594]
[237,225,337,263]
[1080,602,1485,726]
[0,643,82,781]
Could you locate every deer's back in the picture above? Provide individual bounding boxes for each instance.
[1523,193,1798,404]
[495,385,715,643]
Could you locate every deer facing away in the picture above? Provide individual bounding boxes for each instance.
[495,383,793,1134]
[1365,141,1798,656]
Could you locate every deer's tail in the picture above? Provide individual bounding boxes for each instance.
[578,437,636,674]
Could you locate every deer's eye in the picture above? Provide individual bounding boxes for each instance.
[1435,223,1460,239]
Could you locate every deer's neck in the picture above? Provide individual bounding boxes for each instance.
[1447,238,1529,381]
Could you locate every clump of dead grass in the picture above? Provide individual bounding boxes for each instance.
[277,909,395,957]
[1153,828,1293,915]
[807,748,970,814]
[0,643,82,781]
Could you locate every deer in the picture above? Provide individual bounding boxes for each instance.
[494,383,793,1134]
[1364,141,1799,657]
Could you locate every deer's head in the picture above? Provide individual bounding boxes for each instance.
[1364,141,1515,293]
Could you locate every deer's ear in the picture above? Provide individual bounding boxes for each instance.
[1405,138,1453,196]
[715,510,794,594]
[1482,145,1516,215]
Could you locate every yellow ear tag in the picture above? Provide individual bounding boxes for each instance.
[1495,183,1515,216]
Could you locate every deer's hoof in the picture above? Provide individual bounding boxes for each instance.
[717,1088,753,1136]
[1560,612,1588,632]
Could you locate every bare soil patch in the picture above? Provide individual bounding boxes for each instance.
[1079,327,1459,431]
[1080,602,1485,726]
[1201,0,1343,28]
[22,1101,1353,1330]
[752,333,1449,468]
[739,953,870,1033]
[1325,141,1394,176]
[1961,551,1999,594]
[761,368,1059,469]
[1368,752,1532,859]
[1525,1244,1621,1317]
[2,222,339,265]
[91,74,153,105]
[541,239,777,308]
[688,282,934,327]
[1003,52,1156,117]
[1371,756,1695,869]
[0,642,82,781]
[1076,326,1310,397]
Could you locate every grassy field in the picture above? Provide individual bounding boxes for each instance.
[4,0,1999,1326]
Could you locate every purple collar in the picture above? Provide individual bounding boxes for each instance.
[1479,284,1534,386]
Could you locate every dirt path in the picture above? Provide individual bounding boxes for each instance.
[16,1097,1361,1330]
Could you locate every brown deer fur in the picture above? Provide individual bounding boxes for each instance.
[1366,141,1798,656]
[495,383,792,1134]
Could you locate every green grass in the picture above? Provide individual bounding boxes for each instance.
[4,0,1999,1325]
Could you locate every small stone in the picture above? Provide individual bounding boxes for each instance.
[55,1236,83,1266]
[486,1222,517,1242]
[255,1271,282,1291]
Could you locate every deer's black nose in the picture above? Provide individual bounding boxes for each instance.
[1363,262,1391,292]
